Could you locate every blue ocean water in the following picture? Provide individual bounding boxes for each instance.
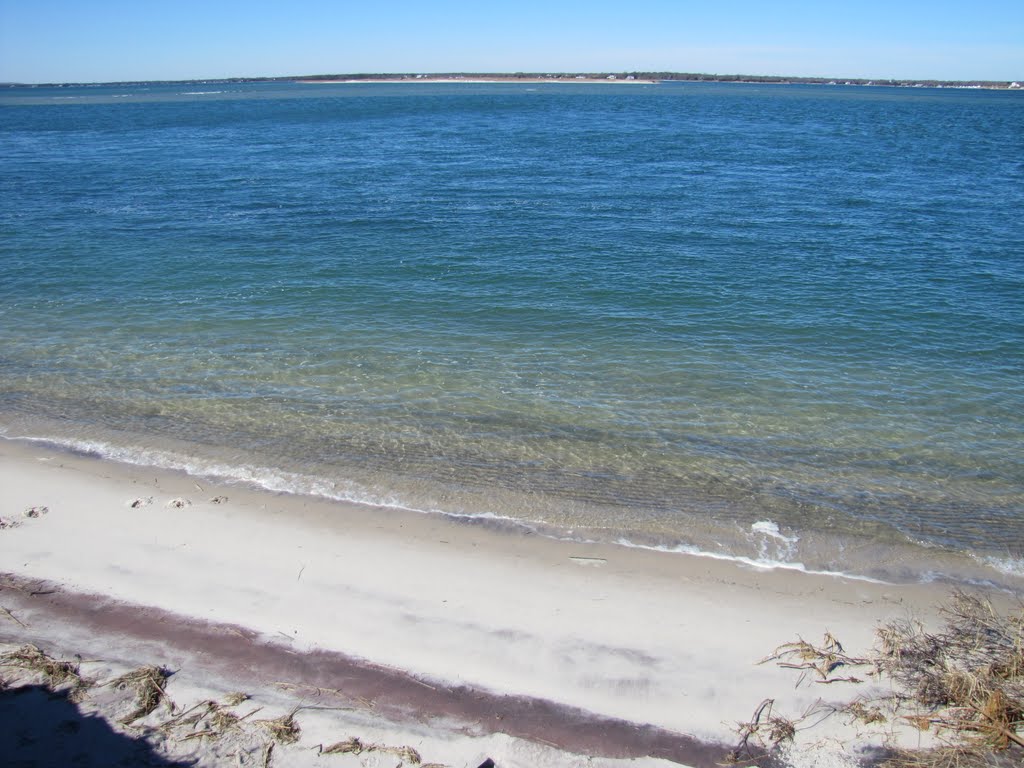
[2,81,1022,586]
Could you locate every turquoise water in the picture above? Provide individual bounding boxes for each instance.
[2,81,1022,586]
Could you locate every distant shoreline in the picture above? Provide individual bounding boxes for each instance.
[3,71,1021,90]
[296,76,659,84]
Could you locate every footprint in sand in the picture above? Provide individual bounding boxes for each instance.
[0,517,22,530]
[210,495,228,504]
[167,498,191,509]
[23,505,49,519]
[128,497,153,509]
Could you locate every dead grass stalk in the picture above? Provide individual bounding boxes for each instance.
[745,591,1023,767]
[110,665,174,724]
[0,643,91,700]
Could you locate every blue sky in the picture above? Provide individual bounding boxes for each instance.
[1,0,1021,83]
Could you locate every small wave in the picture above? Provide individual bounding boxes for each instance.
[973,554,1024,579]
[180,91,224,95]
[918,570,1019,593]
[750,519,800,563]
[15,433,414,507]
[751,520,799,544]
[7,432,533,531]
[615,538,891,584]
[2,431,1016,591]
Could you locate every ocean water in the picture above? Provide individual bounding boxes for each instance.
[2,81,1022,587]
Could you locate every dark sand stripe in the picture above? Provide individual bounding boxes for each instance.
[0,572,734,767]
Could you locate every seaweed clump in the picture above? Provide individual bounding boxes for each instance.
[0,643,92,701]
[321,735,423,763]
[877,591,1023,766]
[110,665,174,724]
[736,591,1023,768]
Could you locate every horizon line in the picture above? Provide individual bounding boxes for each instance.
[3,70,1022,88]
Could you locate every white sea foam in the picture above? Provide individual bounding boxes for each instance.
[974,554,1024,579]
[8,432,531,531]
[614,538,890,584]
[918,570,1019,593]
[751,519,799,544]
[0,431,1011,590]
[17,433,409,508]
[749,519,801,564]
[180,91,224,95]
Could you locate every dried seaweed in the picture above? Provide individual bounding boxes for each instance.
[321,735,423,763]
[0,643,91,699]
[728,698,798,764]
[257,710,301,745]
[760,630,875,686]
[876,591,1023,764]
[323,736,365,754]
[751,591,1023,768]
[110,665,174,724]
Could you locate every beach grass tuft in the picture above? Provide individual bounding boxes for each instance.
[222,691,250,706]
[0,642,92,699]
[257,709,301,744]
[321,736,422,763]
[110,664,174,724]
[322,736,365,754]
[728,698,798,764]
[747,591,1023,767]
[162,696,262,743]
[878,591,1023,764]
[760,630,874,686]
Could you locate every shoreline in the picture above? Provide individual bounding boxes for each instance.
[6,75,1015,89]
[0,435,974,765]
[6,418,1021,592]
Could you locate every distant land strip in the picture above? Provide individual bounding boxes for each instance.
[3,72,1022,89]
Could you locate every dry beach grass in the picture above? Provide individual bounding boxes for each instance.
[730,591,1023,767]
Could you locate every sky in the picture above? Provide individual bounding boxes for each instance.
[1,0,1021,84]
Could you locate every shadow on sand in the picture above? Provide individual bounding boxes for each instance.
[0,683,192,767]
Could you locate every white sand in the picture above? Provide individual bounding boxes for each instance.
[0,437,952,766]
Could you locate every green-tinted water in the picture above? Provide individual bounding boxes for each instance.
[2,81,1022,585]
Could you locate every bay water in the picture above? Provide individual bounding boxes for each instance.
[2,81,1022,587]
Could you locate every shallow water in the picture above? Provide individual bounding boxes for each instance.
[2,81,1022,586]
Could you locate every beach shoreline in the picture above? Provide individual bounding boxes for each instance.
[0,436,972,765]
[6,412,1017,592]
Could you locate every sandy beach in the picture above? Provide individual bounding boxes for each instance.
[0,437,969,766]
